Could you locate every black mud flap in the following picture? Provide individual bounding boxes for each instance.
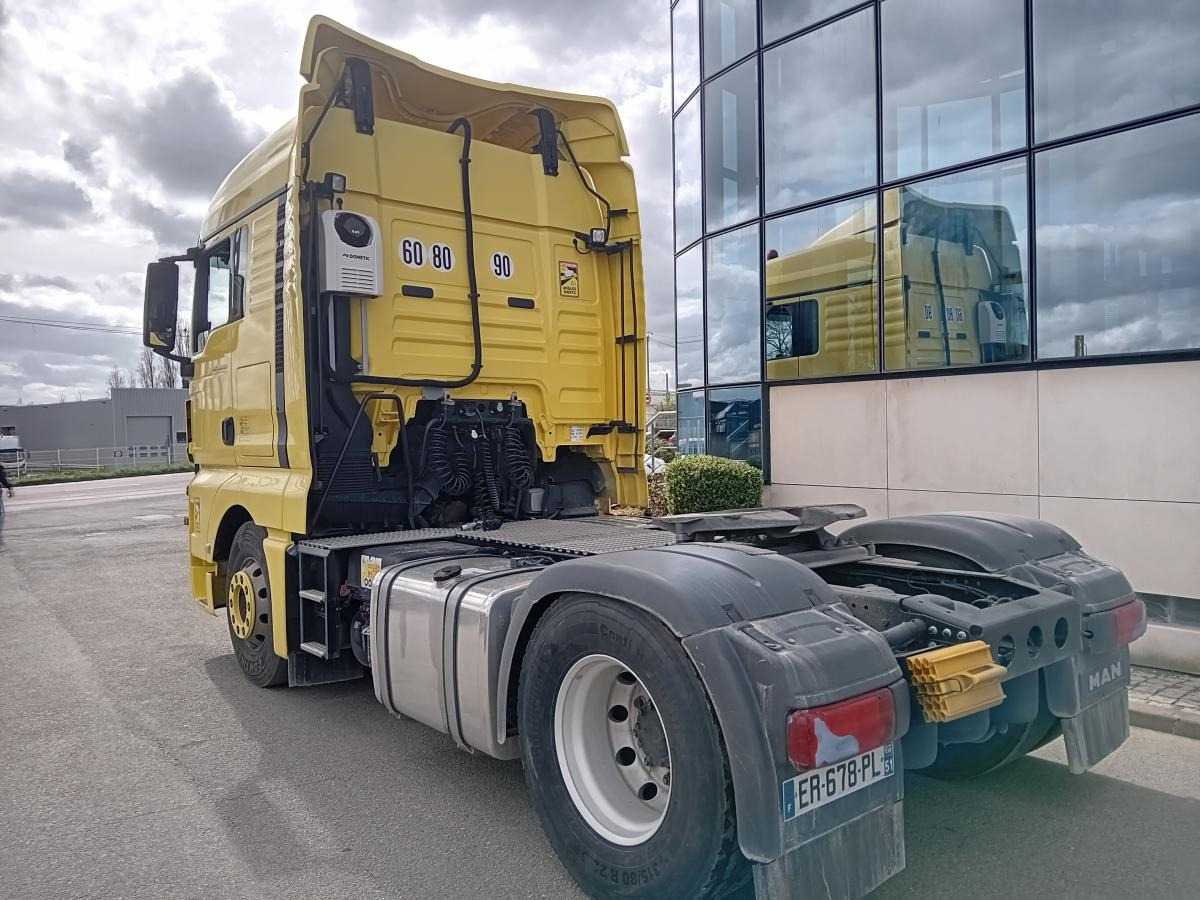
[1046,645,1131,773]
[1062,687,1130,774]
[752,801,905,900]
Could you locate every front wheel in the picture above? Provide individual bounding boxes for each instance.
[518,595,749,899]
[225,522,288,687]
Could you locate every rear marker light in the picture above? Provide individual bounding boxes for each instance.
[787,688,896,772]
[1114,598,1147,646]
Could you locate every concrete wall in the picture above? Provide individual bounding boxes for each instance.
[768,360,1200,656]
[0,388,187,450]
[0,398,113,450]
[110,389,188,447]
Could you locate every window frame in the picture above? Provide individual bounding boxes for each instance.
[191,225,249,353]
[669,1,1200,484]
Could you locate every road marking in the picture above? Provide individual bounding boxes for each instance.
[11,489,184,509]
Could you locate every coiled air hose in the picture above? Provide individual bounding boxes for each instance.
[471,466,502,530]
[478,429,502,511]
[428,426,471,496]
[503,426,535,489]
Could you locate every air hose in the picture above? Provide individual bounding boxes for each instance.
[428,426,471,496]
[503,426,535,489]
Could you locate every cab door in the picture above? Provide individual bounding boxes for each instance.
[189,230,243,470]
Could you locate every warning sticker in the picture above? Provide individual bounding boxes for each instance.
[360,555,383,586]
[569,425,585,442]
[559,260,580,297]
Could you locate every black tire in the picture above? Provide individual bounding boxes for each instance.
[871,543,1065,778]
[518,595,750,899]
[225,522,288,687]
[920,703,1060,779]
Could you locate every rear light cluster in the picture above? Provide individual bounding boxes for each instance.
[786,688,896,772]
[1114,598,1148,646]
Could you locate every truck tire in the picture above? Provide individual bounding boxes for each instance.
[518,594,750,899]
[864,541,1064,778]
[922,703,1059,779]
[225,522,288,688]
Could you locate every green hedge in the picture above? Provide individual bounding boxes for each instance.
[662,454,763,515]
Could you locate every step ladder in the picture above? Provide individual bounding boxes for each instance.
[296,541,340,659]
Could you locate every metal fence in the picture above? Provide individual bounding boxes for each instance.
[12,444,190,476]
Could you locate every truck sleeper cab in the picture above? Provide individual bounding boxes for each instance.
[142,18,1142,900]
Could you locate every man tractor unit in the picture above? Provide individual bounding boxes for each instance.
[143,18,1145,899]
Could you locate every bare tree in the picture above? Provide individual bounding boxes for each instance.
[136,347,156,388]
[155,352,179,389]
[765,316,792,361]
[106,364,127,391]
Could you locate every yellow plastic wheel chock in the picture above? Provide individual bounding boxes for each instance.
[907,641,1007,724]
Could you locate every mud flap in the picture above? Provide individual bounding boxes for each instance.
[752,801,905,900]
[1061,687,1129,774]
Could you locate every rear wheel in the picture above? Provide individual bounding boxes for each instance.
[873,542,1063,778]
[921,702,1059,779]
[225,522,287,687]
[518,595,749,899]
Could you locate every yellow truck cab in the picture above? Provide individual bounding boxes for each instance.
[765,190,1029,379]
[143,18,1144,900]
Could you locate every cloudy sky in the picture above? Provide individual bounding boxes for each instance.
[0,0,675,405]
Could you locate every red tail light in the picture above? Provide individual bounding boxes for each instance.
[787,688,896,771]
[1114,598,1147,646]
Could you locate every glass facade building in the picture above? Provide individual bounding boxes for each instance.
[671,0,1200,475]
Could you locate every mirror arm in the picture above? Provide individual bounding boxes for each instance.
[150,347,194,378]
[157,247,201,264]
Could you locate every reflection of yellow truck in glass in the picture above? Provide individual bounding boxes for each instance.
[141,18,1142,900]
[766,190,1029,379]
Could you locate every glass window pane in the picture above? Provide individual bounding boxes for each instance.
[1035,115,1200,359]
[883,159,1030,370]
[703,0,756,77]
[708,385,763,468]
[765,196,878,379]
[706,223,762,384]
[764,8,876,211]
[675,245,705,389]
[762,0,862,44]
[704,59,760,233]
[677,390,707,456]
[1034,0,1200,143]
[673,0,700,109]
[882,0,1026,181]
[206,249,231,331]
[674,97,703,250]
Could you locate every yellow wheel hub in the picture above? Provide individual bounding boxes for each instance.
[228,569,257,640]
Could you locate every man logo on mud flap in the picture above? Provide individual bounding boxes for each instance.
[1088,661,1122,691]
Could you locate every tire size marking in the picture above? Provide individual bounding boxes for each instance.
[491,251,514,279]
[591,858,661,887]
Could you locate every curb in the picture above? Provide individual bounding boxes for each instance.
[1129,699,1200,740]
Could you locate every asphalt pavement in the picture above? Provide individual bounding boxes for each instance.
[1,474,1198,899]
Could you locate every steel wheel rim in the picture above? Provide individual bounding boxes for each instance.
[553,653,672,846]
[228,556,268,646]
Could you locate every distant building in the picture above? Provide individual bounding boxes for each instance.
[0,388,188,450]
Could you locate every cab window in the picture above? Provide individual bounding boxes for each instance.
[766,299,819,360]
[193,226,248,352]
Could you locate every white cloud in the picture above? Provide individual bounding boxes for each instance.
[0,0,675,404]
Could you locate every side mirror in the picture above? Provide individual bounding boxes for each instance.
[144,261,179,352]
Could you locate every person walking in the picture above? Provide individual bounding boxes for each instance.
[0,461,13,516]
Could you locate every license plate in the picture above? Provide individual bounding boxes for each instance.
[782,743,895,821]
